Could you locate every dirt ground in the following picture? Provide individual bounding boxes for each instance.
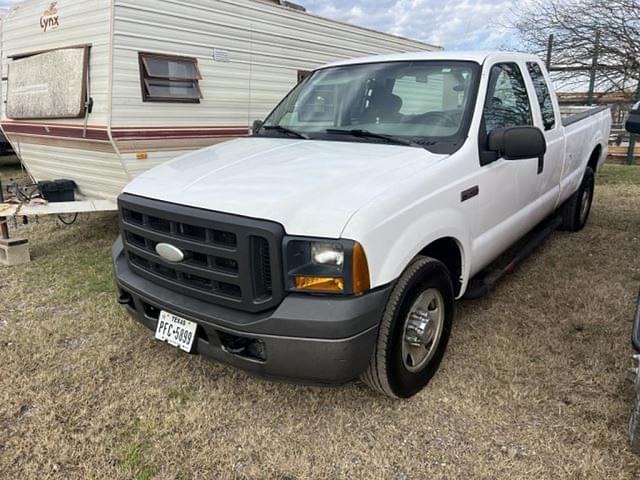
[1,162,639,479]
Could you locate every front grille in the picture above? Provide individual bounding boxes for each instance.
[118,194,285,313]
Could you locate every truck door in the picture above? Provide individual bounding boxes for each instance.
[520,61,565,222]
[471,62,537,271]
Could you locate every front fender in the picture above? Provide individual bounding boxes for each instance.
[345,207,472,297]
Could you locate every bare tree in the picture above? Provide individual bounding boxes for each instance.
[509,0,640,95]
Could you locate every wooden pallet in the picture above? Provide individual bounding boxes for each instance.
[608,146,640,164]
[609,145,640,156]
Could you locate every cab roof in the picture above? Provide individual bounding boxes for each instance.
[322,51,543,69]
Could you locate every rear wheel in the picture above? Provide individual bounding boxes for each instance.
[560,167,595,232]
[361,256,454,399]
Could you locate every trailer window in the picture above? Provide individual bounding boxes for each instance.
[6,46,89,119]
[139,53,203,103]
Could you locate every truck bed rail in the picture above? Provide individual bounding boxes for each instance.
[562,105,610,127]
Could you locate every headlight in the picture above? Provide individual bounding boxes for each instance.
[284,238,370,295]
[311,242,344,268]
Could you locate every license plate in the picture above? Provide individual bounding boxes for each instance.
[155,311,198,353]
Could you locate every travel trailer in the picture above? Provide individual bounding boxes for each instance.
[0,0,439,208]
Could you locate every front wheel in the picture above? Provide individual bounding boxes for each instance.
[560,167,595,232]
[361,256,454,399]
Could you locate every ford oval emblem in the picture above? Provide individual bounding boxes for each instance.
[155,243,185,263]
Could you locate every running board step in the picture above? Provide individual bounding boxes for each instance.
[463,216,563,300]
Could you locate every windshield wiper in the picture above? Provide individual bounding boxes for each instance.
[260,125,309,140]
[325,129,422,148]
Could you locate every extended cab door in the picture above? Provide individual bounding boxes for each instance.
[471,62,538,271]
[520,61,565,222]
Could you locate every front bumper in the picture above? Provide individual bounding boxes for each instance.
[112,238,392,384]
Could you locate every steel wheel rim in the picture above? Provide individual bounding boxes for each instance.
[401,289,445,373]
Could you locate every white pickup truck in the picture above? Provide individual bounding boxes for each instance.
[113,51,611,398]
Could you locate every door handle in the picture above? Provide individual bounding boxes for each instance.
[538,155,544,175]
[461,186,479,202]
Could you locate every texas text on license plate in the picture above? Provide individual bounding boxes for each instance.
[155,311,198,353]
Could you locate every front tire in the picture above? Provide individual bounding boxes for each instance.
[361,256,454,399]
[560,167,595,232]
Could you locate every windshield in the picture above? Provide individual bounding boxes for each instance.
[260,61,480,153]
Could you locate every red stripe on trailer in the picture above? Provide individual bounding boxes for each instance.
[110,128,249,139]
[0,123,250,141]
[1,123,111,141]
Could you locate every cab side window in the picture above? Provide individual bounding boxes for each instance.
[527,62,556,130]
[483,63,533,134]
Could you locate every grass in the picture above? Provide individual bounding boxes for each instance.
[0,163,639,479]
[118,440,155,480]
[597,163,640,185]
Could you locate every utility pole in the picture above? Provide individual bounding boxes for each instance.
[545,34,554,72]
[587,31,601,106]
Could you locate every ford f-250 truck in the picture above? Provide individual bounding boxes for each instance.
[112,52,611,398]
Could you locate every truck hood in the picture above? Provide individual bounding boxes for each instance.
[123,137,445,237]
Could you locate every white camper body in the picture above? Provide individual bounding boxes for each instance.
[0,0,439,205]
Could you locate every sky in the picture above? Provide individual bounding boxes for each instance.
[301,0,517,51]
[0,0,518,51]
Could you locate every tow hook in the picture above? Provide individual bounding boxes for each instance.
[118,292,133,306]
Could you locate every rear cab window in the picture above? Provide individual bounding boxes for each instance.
[526,62,556,131]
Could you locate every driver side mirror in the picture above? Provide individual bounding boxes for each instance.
[488,126,547,160]
[626,102,640,134]
[251,120,264,135]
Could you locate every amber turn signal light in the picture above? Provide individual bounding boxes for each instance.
[352,242,371,294]
[294,276,345,292]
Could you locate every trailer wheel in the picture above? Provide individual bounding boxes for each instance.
[361,256,454,399]
[560,167,595,232]
[630,365,640,453]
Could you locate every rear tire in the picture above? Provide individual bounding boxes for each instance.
[361,256,454,399]
[560,167,595,232]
